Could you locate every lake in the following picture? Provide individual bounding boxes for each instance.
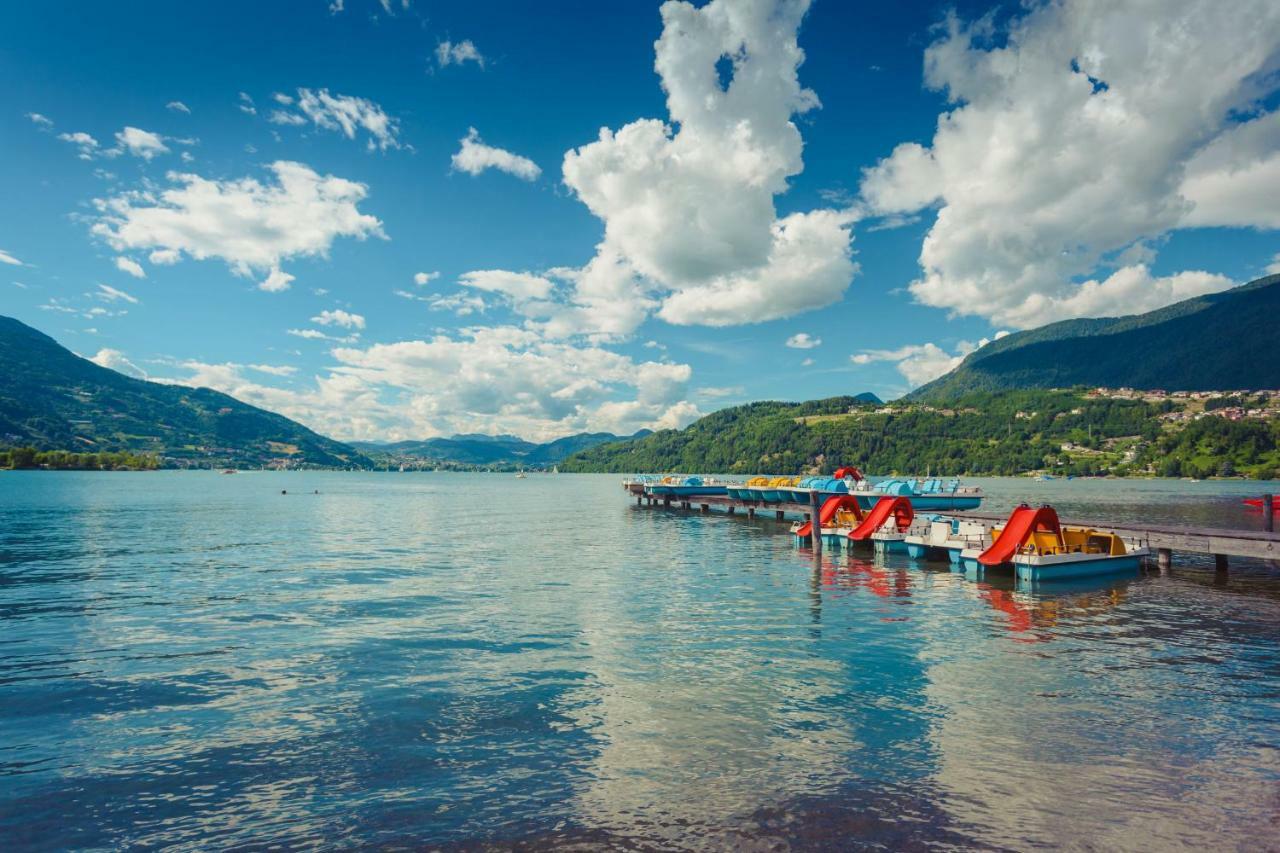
[2,472,1278,849]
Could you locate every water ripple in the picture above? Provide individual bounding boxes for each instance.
[1,472,1278,849]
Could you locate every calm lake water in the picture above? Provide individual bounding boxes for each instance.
[2,472,1279,850]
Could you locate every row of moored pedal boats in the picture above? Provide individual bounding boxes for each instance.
[789,495,1146,582]
[631,467,984,511]
[626,468,1146,582]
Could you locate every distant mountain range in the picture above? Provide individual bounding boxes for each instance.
[9,273,1276,474]
[910,273,1280,401]
[0,315,371,468]
[352,430,652,468]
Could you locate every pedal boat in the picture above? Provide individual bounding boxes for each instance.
[905,517,994,568]
[967,505,1148,581]
[644,475,728,498]
[849,477,984,511]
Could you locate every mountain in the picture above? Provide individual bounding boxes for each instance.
[356,435,536,466]
[910,274,1280,401]
[351,429,650,468]
[0,315,372,468]
[526,430,652,464]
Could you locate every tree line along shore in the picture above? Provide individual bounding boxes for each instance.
[559,389,1280,480]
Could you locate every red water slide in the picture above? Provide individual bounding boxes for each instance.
[977,505,1062,566]
[795,495,864,537]
[833,466,865,481]
[848,496,914,541]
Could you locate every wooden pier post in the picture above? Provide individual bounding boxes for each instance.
[700,503,709,513]
[1215,553,1229,573]
[776,510,785,522]
[1264,494,1274,533]
[1157,548,1172,572]
[747,507,755,519]
[810,490,823,554]
[681,501,690,510]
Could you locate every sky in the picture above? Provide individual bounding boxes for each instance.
[2,0,1278,442]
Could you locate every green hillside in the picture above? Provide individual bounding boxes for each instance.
[0,315,371,469]
[910,274,1280,401]
[352,430,651,469]
[561,389,1280,479]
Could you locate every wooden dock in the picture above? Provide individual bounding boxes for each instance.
[626,487,1280,569]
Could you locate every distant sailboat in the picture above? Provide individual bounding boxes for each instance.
[551,465,559,474]
[516,470,527,479]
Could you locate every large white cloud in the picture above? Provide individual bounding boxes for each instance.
[859,0,1280,328]
[154,326,701,442]
[90,161,385,280]
[440,0,854,339]
[1180,110,1280,230]
[548,0,855,332]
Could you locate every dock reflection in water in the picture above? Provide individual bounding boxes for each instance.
[1,472,1278,849]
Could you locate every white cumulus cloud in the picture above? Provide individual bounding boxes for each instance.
[858,0,1280,329]
[114,256,146,278]
[451,128,541,180]
[785,332,821,349]
[158,326,700,442]
[91,160,385,281]
[413,271,439,285]
[853,331,1010,387]
[312,308,366,329]
[1180,110,1280,230]
[57,131,99,159]
[114,126,170,160]
[89,348,147,379]
[458,269,553,301]
[259,267,295,293]
[559,0,856,330]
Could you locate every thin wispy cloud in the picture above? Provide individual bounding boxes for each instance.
[435,39,484,69]
[96,283,138,303]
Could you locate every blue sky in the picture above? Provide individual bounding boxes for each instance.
[3,0,1278,441]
